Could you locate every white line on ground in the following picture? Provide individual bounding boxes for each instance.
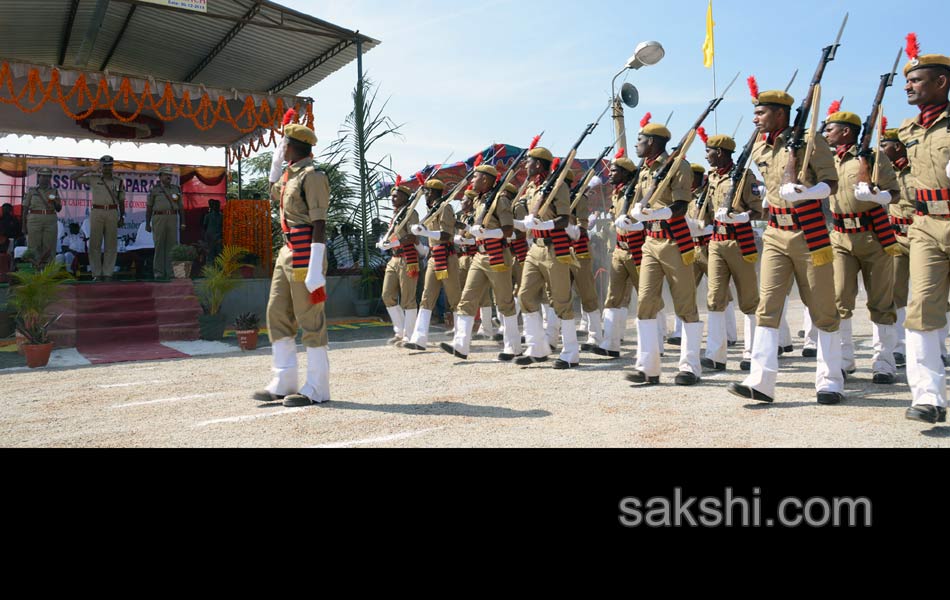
[193,407,315,428]
[310,428,443,449]
[98,379,168,389]
[111,392,226,409]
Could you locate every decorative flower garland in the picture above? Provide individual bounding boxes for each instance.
[223,199,272,273]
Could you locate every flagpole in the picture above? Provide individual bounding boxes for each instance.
[713,54,718,134]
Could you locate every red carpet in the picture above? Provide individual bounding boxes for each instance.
[78,342,188,365]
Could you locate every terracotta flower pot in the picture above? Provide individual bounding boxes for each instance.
[236,330,259,351]
[172,261,192,279]
[24,342,54,368]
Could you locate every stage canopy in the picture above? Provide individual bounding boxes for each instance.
[0,1,379,159]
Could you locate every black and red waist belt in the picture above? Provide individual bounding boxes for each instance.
[712,220,758,258]
[915,189,950,217]
[693,235,711,248]
[890,216,913,236]
[431,243,454,280]
[768,201,833,260]
[532,228,574,263]
[29,209,57,215]
[281,225,325,304]
[476,238,509,271]
[510,238,529,263]
[831,207,899,251]
[572,231,591,258]
[615,230,646,266]
[644,216,695,260]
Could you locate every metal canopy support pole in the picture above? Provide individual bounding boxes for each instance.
[75,0,110,68]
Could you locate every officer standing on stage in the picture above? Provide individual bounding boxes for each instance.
[146,166,185,280]
[23,167,62,267]
[898,40,950,424]
[71,156,125,282]
[254,124,330,407]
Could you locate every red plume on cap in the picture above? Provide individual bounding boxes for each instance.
[415,172,426,186]
[747,76,759,100]
[395,175,403,187]
[615,148,626,160]
[906,33,920,61]
[282,108,298,126]
[529,135,541,150]
[640,113,652,128]
[551,158,562,172]
[827,100,842,116]
[697,127,709,144]
[474,154,483,168]
[881,116,888,131]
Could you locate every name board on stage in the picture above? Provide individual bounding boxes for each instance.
[139,0,208,13]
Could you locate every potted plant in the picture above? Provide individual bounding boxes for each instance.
[16,313,61,368]
[170,244,198,279]
[197,245,249,341]
[9,262,71,363]
[234,312,260,351]
[238,252,260,279]
[354,267,379,317]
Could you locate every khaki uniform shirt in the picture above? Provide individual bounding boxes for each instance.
[147,183,183,212]
[751,128,838,210]
[474,191,513,230]
[573,191,590,225]
[523,179,570,222]
[76,175,126,208]
[271,157,330,228]
[698,167,763,225]
[889,164,917,221]
[23,186,61,212]
[898,106,950,196]
[830,146,899,215]
[423,201,456,235]
[632,153,693,210]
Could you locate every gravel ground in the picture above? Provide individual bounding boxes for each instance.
[1,298,948,448]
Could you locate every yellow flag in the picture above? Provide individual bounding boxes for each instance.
[703,0,715,69]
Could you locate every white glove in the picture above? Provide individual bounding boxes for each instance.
[566,224,581,241]
[715,207,731,223]
[730,211,751,224]
[702,224,714,236]
[853,182,892,207]
[779,181,831,203]
[614,216,643,232]
[477,228,504,240]
[375,239,391,251]
[685,217,705,238]
[513,219,528,232]
[454,234,473,246]
[411,225,443,241]
[523,215,556,231]
[632,205,673,222]
[946,159,950,179]
[410,224,425,236]
[305,243,326,293]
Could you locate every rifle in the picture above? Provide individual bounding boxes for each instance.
[530,104,612,217]
[635,71,740,212]
[857,47,903,189]
[570,143,616,213]
[479,133,545,226]
[783,13,849,186]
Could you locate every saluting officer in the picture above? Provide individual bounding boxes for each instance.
[254,124,331,407]
[23,167,62,267]
[146,166,185,280]
[71,156,126,282]
[898,40,950,424]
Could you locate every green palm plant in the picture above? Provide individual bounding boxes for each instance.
[9,262,72,342]
[197,245,250,316]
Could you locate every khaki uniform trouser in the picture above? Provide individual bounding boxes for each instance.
[893,236,910,310]
[382,256,418,310]
[757,227,839,331]
[267,244,328,348]
[708,240,759,314]
[604,248,639,309]
[152,214,178,279]
[459,254,491,309]
[518,243,575,320]
[906,216,950,332]
[637,236,699,322]
[457,250,516,317]
[27,214,57,265]
[512,260,524,295]
[692,244,709,287]
[573,256,600,313]
[420,253,461,312]
[89,208,118,277]
[831,230,896,324]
